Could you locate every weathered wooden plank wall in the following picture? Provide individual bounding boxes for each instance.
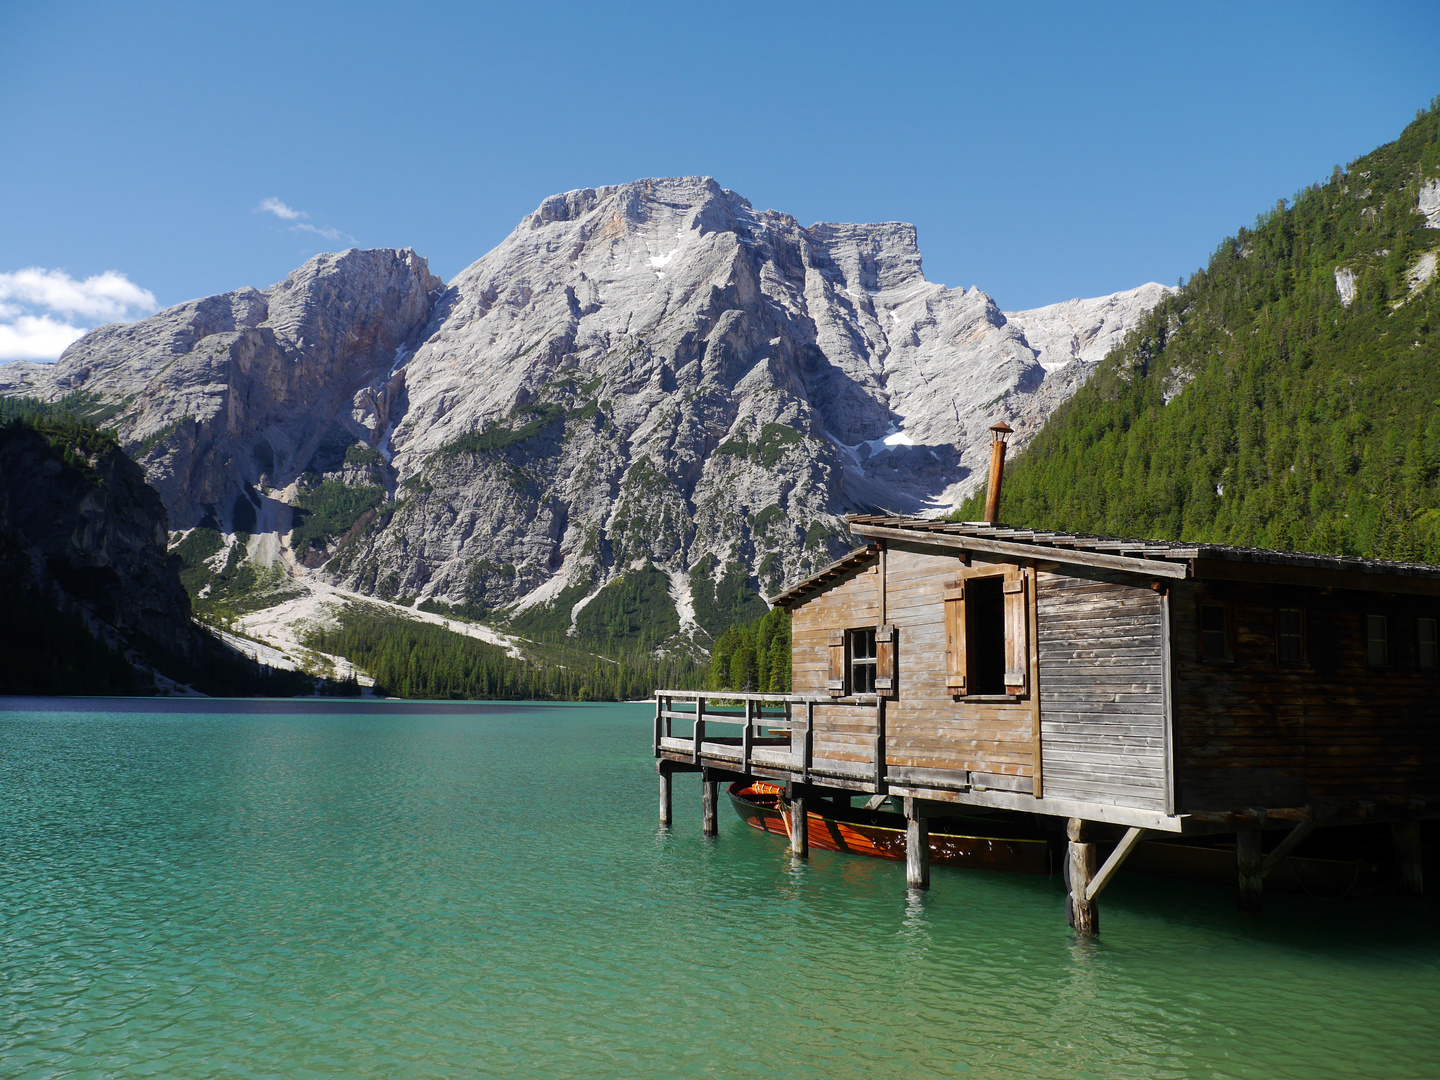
[791,559,880,764]
[1036,573,1168,812]
[885,545,1034,788]
[1171,580,1440,810]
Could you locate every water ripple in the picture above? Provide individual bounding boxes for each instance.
[1,700,1437,1079]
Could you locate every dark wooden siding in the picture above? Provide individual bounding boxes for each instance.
[1037,573,1168,812]
[1172,579,1440,812]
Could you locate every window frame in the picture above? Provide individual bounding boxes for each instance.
[1199,600,1233,662]
[1365,613,1390,669]
[944,563,1031,700]
[847,626,877,696]
[1419,617,1438,672]
[1276,606,1306,667]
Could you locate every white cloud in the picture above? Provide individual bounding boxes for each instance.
[295,222,356,244]
[0,268,157,363]
[0,268,157,321]
[0,314,90,361]
[258,197,307,221]
[257,197,356,247]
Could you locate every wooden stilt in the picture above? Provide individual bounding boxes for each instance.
[789,791,809,858]
[905,797,929,890]
[1393,820,1424,895]
[701,771,718,838]
[658,763,672,827]
[1066,818,1098,935]
[1236,826,1264,912]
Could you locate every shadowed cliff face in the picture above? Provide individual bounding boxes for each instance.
[0,179,1169,645]
[0,425,192,653]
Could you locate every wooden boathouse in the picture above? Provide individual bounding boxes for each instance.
[655,455,1439,933]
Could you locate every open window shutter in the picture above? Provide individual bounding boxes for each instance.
[875,624,897,697]
[1003,573,1029,695]
[826,629,845,696]
[943,582,966,693]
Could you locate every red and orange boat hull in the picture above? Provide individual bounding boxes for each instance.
[728,781,1050,874]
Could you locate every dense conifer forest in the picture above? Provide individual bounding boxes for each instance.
[958,101,1440,560]
[302,603,706,701]
[706,606,791,693]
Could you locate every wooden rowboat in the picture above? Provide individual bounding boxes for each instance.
[728,781,1051,873]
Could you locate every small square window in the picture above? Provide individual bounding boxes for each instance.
[1277,608,1305,665]
[849,627,877,695]
[1419,618,1438,670]
[1200,603,1229,660]
[1366,614,1389,667]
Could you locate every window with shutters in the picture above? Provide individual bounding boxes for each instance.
[825,625,894,697]
[944,566,1030,698]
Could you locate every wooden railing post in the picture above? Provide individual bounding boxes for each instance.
[692,696,706,765]
[803,701,814,783]
[874,696,888,793]
[742,697,754,772]
[653,695,663,756]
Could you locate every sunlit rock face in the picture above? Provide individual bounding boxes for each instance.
[0,178,1169,634]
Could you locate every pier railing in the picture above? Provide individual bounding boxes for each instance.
[654,690,885,788]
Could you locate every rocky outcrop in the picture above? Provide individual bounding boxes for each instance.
[1420,177,1440,229]
[1003,283,1175,371]
[0,421,196,663]
[0,248,441,529]
[0,179,1170,647]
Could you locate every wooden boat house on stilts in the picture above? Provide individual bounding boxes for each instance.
[655,425,1439,934]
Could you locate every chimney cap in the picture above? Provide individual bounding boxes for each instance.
[989,421,1013,434]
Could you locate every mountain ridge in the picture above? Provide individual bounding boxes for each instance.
[0,176,1171,655]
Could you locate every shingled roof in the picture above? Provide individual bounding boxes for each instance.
[768,515,1440,607]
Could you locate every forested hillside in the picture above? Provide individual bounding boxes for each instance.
[959,100,1440,560]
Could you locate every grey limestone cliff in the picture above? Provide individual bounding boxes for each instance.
[0,178,1169,648]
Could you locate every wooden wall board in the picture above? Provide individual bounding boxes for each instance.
[1037,570,1168,812]
[1171,579,1440,811]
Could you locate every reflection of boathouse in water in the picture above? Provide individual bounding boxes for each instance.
[655,426,1438,934]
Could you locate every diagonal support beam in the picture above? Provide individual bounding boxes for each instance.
[1261,806,1334,878]
[1085,827,1146,902]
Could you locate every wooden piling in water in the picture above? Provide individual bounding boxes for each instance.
[702,771,718,838]
[1066,818,1098,935]
[905,797,929,890]
[1393,820,1424,895]
[658,762,672,827]
[1236,826,1264,912]
[789,789,809,859]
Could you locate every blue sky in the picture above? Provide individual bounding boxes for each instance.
[1,0,1437,359]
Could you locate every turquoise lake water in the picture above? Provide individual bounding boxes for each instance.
[1,699,1437,1079]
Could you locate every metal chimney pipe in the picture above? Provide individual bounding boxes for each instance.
[984,422,1013,525]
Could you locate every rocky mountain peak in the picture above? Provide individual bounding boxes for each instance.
[0,181,1171,653]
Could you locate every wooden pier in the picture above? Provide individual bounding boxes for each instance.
[656,511,1440,934]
